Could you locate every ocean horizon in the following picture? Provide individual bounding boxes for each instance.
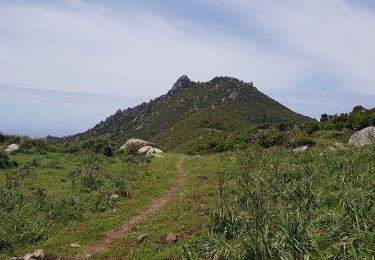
[0,85,151,138]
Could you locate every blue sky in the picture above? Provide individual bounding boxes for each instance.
[0,0,375,136]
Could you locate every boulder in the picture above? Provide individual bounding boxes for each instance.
[293,146,308,152]
[70,243,81,248]
[5,143,19,153]
[146,147,155,155]
[110,194,119,200]
[349,126,375,147]
[153,148,164,154]
[138,146,152,155]
[166,233,178,242]
[138,146,164,156]
[137,235,147,243]
[23,249,44,260]
[120,138,148,150]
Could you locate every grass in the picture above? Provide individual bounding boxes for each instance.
[1,143,375,259]
[92,154,224,259]
[0,152,181,258]
[184,146,375,259]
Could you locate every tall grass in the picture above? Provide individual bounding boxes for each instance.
[185,146,375,259]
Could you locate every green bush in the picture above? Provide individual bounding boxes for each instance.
[0,151,18,169]
[70,163,104,192]
[185,147,375,259]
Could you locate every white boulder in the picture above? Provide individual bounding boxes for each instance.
[138,146,164,156]
[153,148,164,154]
[349,126,375,147]
[5,144,19,153]
[138,146,152,155]
[120,138,148,150]
[293,146,308,152]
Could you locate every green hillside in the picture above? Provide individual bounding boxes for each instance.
[64,76,312,150]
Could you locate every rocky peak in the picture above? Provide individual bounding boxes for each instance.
[171,75,193,92]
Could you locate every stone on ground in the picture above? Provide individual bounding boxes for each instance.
[5,143,19,152]
[349,126,375,147]
[23,249,44,260]
[138,145,152,155]
[120,138,148,150]
[138,145,164,156]
[293,146,308,152]
[137,235,147,243]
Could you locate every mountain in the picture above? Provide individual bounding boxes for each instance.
[63,76,313,150]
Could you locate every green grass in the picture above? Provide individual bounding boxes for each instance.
[0,152,183,258]
[184,146,375,259]
[2,144,375,259]
[93,154,224,259]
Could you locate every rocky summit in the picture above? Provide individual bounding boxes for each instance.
[62,76,312,150]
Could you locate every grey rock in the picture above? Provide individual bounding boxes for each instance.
[23,249,44,260]
[171,75,192,92]
[120,138,148,150]
[5,144,19,153]
[349,126,375,147]
[110,194,120,200]
[293,146,308,152]
[70,243,81,248]
[138,146,164,156]
[137,235,147,243]
[166,233,178,242]
[138,146,152,155]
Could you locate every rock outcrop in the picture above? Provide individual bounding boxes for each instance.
[120,138,148,150]
[138,146,164,156]
[293,146,308,152]
[349,126,375,147]
[5,143,19,153]
[170,75,195,93]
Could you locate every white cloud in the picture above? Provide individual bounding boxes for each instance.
[205,0,375,94]
[0,0,374,98]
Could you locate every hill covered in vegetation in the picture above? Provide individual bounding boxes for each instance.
[61,76,312,150]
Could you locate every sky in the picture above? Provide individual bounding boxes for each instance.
[0,0,375,137]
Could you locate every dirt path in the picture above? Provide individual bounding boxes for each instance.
[74,158,186,259]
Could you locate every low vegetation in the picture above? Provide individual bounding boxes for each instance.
[184,146,375,259]
[0,135,152,257]
[1,104,374,259]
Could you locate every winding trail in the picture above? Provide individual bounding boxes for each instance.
[74,158,186,259]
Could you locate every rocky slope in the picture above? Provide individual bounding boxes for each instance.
[62,76,312,149]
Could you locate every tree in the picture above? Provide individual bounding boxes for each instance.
[352,105,366,113]
[320,114,328,122]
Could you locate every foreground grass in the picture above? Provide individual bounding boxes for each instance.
[0,152,223,259]
[185,146,375,259]
[0,152,184,258]
[93,154,224,259]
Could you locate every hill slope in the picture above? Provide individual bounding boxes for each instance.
[64,76,312,149]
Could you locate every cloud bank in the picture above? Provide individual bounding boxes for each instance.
[0,0,374,101]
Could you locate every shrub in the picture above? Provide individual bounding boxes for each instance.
[122,143,145,156]
[70,163,104,192]
[103,146,113,157]
[289,136,315,148]
[0,151,18,169]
